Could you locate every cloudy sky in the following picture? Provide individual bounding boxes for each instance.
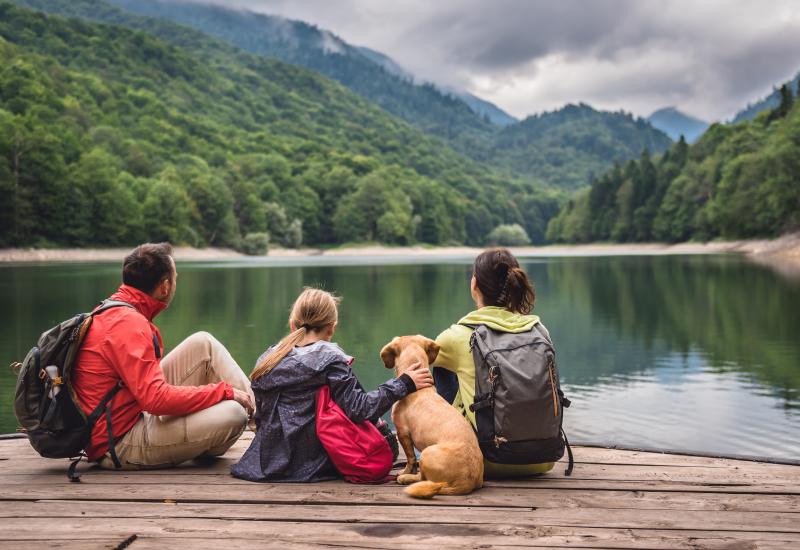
[189,0,800,122]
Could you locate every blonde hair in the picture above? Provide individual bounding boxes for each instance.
[250,287,340,380]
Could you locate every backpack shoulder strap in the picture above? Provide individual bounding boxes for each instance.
[71,300,137,349]
[534,322,553,345]
[90,299,160,357]
[93,299,136,316]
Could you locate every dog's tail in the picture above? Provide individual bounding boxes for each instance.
[404,481,448,499]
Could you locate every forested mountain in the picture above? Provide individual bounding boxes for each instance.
[491,104,673,190]
[105,0,500,154]
[28,0,670,189]
[547,90,800,243]
[731,72,800,123]
[647,107,708,143]
[0,2,561,249]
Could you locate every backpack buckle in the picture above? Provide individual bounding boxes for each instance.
[468,396,494,412]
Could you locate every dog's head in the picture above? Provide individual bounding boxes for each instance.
[379,335,440,373]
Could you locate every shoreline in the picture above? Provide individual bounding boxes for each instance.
[1,233,798,267]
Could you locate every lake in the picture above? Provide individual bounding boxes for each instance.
[1,254,798,461]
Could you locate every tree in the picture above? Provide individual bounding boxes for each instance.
[333,168,414,244]
[239,232,269,255]
[142,167,195,244]
[68,148,142,245]
[768,84,794,123]
[486,224,531,246]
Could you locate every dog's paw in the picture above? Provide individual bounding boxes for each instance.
[396,473,422,485]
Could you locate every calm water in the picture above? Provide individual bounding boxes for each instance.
[1,255,798,461]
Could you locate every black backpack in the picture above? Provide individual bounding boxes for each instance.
[12,300,159,481]
[466,322,574,475]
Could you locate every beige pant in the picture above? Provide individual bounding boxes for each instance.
[99,331,253,470]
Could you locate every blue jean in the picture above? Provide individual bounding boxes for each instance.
[433,367,459,405]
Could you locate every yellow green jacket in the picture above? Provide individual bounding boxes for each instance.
[434,306,554,477]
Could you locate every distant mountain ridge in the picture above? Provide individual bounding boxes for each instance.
[731,71,800,123]
[548,88,800,243]
[492,103,673,189]
[647,107,708,143]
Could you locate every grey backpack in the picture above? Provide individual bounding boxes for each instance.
[466,322,573,475]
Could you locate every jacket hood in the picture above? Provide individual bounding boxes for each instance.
[252,341,353,391]
[110,284,168,321]
[289,341,353,368]
[458,306,540,333]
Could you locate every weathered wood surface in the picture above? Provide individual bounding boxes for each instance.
[1,432,798,549]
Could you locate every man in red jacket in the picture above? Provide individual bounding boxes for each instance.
[73,242,254,469]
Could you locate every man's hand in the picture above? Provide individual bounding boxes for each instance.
[232,388,255,416]
[405,361,434,391]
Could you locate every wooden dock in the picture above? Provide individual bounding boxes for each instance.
[1,432,798,549]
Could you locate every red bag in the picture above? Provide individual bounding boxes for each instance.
[315,385,394,483]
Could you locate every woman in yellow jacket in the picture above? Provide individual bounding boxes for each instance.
[432,248,555,478]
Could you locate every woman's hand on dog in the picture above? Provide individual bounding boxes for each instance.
[405,361,434,390]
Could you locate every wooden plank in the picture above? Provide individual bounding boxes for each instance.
[0,501,797,533]
[2,459,794,479]
[559,446,800,468]
[3,457,797,487]
[0,542,126,550]
[1,482,797,514]
[1,519,798,549]
[77,533,800,550]
[2,479,798,505]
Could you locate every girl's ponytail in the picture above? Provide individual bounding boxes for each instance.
[250,327,307,380]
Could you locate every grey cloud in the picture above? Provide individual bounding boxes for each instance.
[406,0,640,70]
[175,0,800,120]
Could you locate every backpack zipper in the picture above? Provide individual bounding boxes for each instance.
[480,340,553,361]
[547,356,558,417]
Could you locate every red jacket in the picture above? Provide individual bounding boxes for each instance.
[74,285,233,461]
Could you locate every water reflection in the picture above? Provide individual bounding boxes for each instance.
[1,255,798,460]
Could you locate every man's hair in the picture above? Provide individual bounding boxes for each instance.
[122,243,174,293]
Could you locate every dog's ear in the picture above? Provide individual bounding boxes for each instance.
[380,338,400,369]
[422,337,440,365]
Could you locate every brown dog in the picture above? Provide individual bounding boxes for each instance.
[380,335,483,498]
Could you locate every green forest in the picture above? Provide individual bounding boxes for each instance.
[8,0,673,196]
[547,85,800,243]
[0,2,563,250]
[98,0,672,189]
